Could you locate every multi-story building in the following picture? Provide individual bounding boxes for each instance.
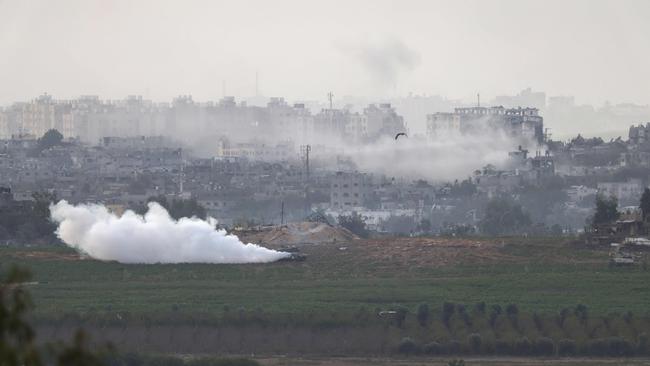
[330,171,369,209]
[364,103,406,140]
[426,106,544,143]
[597,179,645,202]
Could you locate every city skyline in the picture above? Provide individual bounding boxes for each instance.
[1,0,650,107]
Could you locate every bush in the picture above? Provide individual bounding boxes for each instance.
[558,308,570,328]
[397,337,419,354]
[532,312,543,331]
[467,333,482,354]
[423,341,444,355]
[585,338,608,357]
[447,360,465,366]
[394,307,408,328]
[606,336,634,357]
[442,302,455,326]
[495,339,512,355]
[514,337,532,355]
[638,333,649,355]
[557,339,577,356]
[506,304,519,317]
[457,304,471,326]
[417,303,430,327]
[475,302,486,314]
[534,337,555,356]
[489,305,502,328]
[574,304,588,321]
[446,340,462,355]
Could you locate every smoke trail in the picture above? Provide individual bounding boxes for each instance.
[50,200,289,264]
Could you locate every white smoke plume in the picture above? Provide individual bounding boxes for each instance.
[49,200,289,264]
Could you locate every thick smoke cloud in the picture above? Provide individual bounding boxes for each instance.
[343,131,536,182]
[50,200,289,264]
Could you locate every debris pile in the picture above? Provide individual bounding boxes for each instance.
[238,222,358,246]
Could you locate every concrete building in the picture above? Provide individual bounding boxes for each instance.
[426,106,544,143]
[330,171,369,209]
[597,179,645,202]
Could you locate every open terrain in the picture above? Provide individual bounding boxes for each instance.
[2,235,650,359]
[2,236,648,317]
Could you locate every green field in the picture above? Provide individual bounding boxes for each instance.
[2,237,649,318]
[4,237,650,357]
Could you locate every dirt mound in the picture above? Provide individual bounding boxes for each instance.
[238,222,358,246]
[357,237,517,267]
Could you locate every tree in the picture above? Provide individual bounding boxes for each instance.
[592,194,620,225]
[36,129,63,152]
[416,303,430,327]
[640,188,650,220]
[337,212,370,238]
[479,197,532,235]
[1,266,106,366]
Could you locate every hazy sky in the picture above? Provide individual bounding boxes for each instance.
[1,0,649,106]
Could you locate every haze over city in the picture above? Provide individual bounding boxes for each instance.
[3,1,650,365]
[1,0,649,107]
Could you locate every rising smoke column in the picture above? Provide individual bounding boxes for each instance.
[50,200,289,264]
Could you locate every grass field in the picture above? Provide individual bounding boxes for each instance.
[2,236,649,318]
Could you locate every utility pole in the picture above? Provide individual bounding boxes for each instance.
[477,93,481,107]
[281,200,284,226]
[327,91,334,109]
[305,144,310,179]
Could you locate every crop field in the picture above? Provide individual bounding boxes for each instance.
[1,236,649,318]
[4,236,650,358]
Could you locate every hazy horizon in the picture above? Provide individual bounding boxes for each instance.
[1,0,650,108]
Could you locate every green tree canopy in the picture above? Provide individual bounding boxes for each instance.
[36,129,63,151]
[337,212,370,238]
[640,188,650,220]
[592,194,620,225]
[479,197,532,236]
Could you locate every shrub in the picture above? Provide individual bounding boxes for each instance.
[394,307,408,328]
[457,304,472,326]
[534,337,555,356]
[442,302,456,326]
[606,336,634,357]
[423,341,444,355]
[447,360,465,366]
[638,333,649,355]
[506,304,519,317]
[467,333,482,354]
[514,337,532,355]
[574,304,588,322]
[489,305,502,329]
[397,337,419,354]
[495,339,512,355]
[557,339,576,356]
[558,308,570,328]
[475,302,486,315]
[532,312,543,331]
[417,303,430,327]
[624,311,633,324]
[446,340,462,355]
[586,338,608,357]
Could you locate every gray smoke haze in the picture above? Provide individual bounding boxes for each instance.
[342,132,536,182]
[50,200,289,264]
[341,39,421,89]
